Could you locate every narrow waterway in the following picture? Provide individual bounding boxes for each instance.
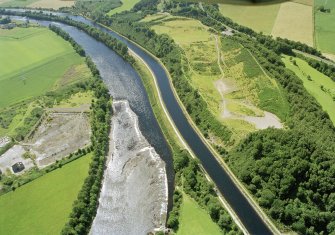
[6,11,274,234]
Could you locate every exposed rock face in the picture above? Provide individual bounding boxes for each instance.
[90,100,167,235]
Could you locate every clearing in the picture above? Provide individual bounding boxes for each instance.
[0,153,91,235]
[282,55,335,125]
[177,193,222,235]
[314,0,335,55]
[26,112,91,167]
[107,0,140,15]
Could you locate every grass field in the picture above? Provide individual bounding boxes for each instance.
[177,193,222,235]
[28,0,74,10]
[315,0,335,55]
[218,0,313,45]
[282,55,335,124]
[271,1,313,46]
[0,27,87,109]
[0,0,38,7]
[219,1,281,34]
[107,0,140,15]
[0,153,91,235]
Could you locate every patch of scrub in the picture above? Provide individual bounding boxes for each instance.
[0,145,34,174]
[271,1,313,46]
[26,112,91,167]
[90,100,167,235]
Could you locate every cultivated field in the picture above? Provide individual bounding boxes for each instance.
[0,27,87,109]
[315,0,335,55]
[219,1,281,34]
[177,193,222,235]
[282,55,335,124]
[218,0,314,45]
[107,0,140,15]
[0,153,91,235]
[0,0,38,7]
[271,1,313,46]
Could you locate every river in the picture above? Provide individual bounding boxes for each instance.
[5,10,273,235]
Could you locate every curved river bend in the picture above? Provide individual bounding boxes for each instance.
[6,11,273,235]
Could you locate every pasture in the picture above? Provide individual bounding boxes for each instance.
[0,27,87,109]
[271,1,313,46]
[108,0,140,15]
[0,0,38,7]
[219,1,281,34]
[28,0,75,10]
[218,0,314,45]
[314,0,335,55]
[0,153,92,235]
[282,55,335,124]
[177,193,222,235]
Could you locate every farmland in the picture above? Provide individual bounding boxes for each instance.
[0,153,92,235]
[28,0,75,9]
[282,55,335,124]
[177,193,222,235]
[219,1,281,34]
[0,27,88,109]
[218,0,314,46]
[314,0,335,55]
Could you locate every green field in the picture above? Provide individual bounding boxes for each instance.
[0,0,39,7]
[0,27,87,109]
[107,0,140,15]
[0,153,91,235]
[219,1,281,34]
[282,55,335,124]
[315,0,335,55]
[177,193,222,235]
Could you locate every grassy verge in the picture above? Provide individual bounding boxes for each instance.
[0,153,92,235]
